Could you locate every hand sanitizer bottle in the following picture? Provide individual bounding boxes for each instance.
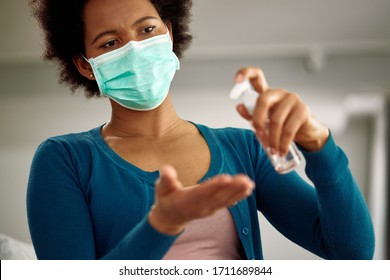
[230,80,301,174]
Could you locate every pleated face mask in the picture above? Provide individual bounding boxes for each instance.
[84,29,180,111]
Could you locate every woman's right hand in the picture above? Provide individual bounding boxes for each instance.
[148,165,255,235]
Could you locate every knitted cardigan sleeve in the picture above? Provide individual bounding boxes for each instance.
[254,133,375,259]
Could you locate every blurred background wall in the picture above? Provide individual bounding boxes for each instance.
[0,0,389,259]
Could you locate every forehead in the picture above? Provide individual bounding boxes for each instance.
[83,0,161,30]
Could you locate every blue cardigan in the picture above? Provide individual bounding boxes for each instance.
[26,123,375,260]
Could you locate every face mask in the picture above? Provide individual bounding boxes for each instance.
[84,29,180,111]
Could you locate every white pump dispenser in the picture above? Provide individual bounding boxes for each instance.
[230,80,301,174]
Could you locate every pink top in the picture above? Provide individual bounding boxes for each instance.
[163,208,244,260]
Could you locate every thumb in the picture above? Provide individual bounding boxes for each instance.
[155,164,182,196]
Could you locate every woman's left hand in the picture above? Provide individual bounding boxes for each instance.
[235,67,330,155]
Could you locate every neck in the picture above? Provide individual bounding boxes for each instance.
[102,94,185,140]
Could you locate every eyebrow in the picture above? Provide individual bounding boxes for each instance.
[91,16,160,46]
[132,16,159,27]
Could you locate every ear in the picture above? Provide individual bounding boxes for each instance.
[72,55,95,80]
[166,22,173,43]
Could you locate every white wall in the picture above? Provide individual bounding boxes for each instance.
[0,52,388,259]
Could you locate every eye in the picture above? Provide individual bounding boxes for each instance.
[141,25,157,35]
[101,39,120,49]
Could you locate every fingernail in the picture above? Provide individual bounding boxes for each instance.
[235,74,244,82]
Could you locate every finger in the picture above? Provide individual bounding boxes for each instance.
[220,175,255,206]
[254,130,269,149]
[266,93,297,154]
[193,175,245,201]
[197,174,235,197]
[175,175,236,218]
[251,89,285,133]
[279,104,308,155]
[155,164,182,196]
[234,67,269,93]
[236,104,253,121]
[198,174,254,208]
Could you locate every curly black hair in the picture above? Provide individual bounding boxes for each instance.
[28,0,193,97]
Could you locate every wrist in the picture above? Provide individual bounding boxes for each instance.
[296,118,330,152]
[148,206,185,236]
[301,130,330,152]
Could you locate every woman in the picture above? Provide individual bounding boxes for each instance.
[27,0,375,260]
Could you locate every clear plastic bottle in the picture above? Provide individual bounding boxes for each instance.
[230,80,301,174]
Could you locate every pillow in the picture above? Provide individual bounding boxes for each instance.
[0,234,37,260]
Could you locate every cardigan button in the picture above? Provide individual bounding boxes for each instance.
[241,227,249,235]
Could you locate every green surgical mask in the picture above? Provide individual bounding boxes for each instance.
[84,29,180,111]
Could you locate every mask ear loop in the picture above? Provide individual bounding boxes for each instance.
[79,54,95,79]
[81,54,89,62]
[165,25,172,38]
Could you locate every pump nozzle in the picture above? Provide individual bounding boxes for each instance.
[229,80,258,115]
